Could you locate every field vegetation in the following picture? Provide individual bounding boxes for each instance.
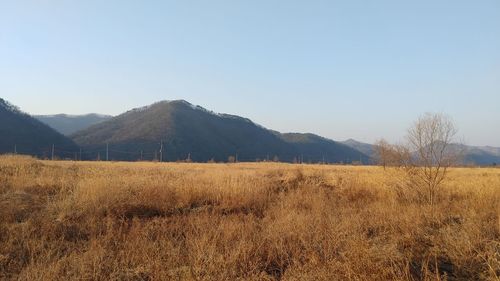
[0,155,499,280]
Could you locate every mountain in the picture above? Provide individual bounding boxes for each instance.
[71,100,369,163]
[476,146,500,157]
[280,134,369,163]
[0,98,78,158]
[35,113,112,135]
[450,144,500,166]
[342,139,500,166]
[341,139,374,157]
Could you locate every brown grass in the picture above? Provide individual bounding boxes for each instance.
[0,155,499,280]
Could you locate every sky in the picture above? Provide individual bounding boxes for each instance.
[1,0,499,146]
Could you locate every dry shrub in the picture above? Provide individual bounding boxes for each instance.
[0,156,498,280]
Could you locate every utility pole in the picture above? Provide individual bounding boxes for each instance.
[51,144,55,161]
[106,143,109,161]
[79,148,82,161]
[14,144,17,154]
[159,141,163,162]
[236,153,238,163]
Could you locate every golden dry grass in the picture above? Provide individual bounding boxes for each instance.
[0,155,499,280]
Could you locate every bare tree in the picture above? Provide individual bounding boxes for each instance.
[405,113,460,205]
[373,139,392,169]
[374,139,412,169]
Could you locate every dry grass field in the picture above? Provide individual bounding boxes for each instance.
[0,155,499,280]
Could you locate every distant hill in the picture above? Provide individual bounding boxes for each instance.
[342,138,500,166]
[341,139,374,157]
[35,113,112,135]
[449,144,500,166]
[280,134,369,163]
[71,100,369,163]
[0,98,78,158]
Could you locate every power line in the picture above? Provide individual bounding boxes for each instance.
[5,142,338,164]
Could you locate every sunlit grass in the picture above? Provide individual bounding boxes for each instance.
[0,155,499,280]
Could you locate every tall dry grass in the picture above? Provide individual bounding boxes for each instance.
[0,155,498,280]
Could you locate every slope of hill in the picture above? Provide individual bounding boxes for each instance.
[72,100,368,163]
[281,134,369,163]
[477,146,500,157]
[450,144,500,166]
[341,139,374,157]
[0,98,78,158]
[35,114,112,135]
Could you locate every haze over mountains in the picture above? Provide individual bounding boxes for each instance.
[1,97,499,165]
[35,114,112,135]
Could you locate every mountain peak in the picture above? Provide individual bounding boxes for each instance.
[168,99,192,105]
[153,99,192,106]
[125,99,196,115]
[147,100,256,124]
[343,138,365,145]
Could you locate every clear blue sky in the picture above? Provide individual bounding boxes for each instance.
[1,1,499,146]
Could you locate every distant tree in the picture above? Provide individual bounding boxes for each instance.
[374,139,413,169]
[404,113,461,206]
[228,156,236,163]
[273,155,280,162]
[390,143,413,168]
[373,139,392,169]
[378,113,462,206]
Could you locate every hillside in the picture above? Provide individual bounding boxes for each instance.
[450,144,500,166]
[280,133,369,163]
[35,113,112,135]
[341,139,374,157]
[72,100,368,163]
[0,98,78,158]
